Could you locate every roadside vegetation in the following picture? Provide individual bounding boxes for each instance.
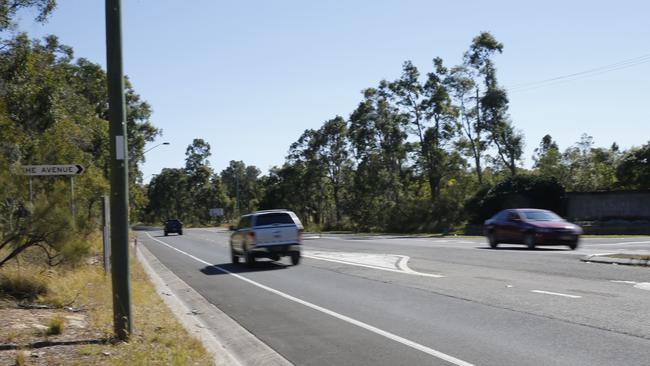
[0,236,212,365]
[144,34,650,232]
[0,3,211,364]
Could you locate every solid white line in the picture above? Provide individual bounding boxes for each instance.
[530,290,582,299]
[303,253,445,278]
[144,233,473,366]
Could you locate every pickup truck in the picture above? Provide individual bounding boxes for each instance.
[229,210,303,266]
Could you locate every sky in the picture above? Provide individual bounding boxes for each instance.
[14,0,650,182]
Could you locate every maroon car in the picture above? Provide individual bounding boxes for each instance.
[483,209,583,250]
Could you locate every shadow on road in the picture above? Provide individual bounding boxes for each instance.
[200,261,289,275]
[476,246,568,252]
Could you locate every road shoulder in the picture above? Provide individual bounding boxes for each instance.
[135,239,292,366]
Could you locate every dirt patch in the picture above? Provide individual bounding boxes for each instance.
[0,307,109,365]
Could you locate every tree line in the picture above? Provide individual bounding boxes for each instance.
[0,1,159,267]
[145,32,649,232]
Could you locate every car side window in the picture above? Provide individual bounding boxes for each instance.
[494,211,507,221]
[507,211,520,221]
[237,216,251,230]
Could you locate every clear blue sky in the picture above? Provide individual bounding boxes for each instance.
[15,0,650,181]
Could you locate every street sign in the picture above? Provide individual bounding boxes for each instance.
[22,164,85,176]
[209,208,224,217]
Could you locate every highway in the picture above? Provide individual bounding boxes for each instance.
[135,228,650,366]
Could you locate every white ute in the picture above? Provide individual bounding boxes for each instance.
[229,210,303,266]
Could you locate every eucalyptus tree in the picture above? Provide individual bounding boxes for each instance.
[446,65,486,184]
[420,57,459,199]
[348,84,410,230]
[314,116,352,226]
[388,57,460,205]
[464,32,523,177]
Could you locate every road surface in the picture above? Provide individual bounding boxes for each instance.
[135,228,650,366]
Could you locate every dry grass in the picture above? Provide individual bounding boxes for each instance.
[0,235,213,365]
[47,315,65,335]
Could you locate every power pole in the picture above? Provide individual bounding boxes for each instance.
[105,0,132,341]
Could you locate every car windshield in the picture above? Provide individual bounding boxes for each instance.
[522,211,562,221]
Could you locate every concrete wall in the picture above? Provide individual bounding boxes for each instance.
[566,191,650,221]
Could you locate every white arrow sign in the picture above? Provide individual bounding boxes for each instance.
[22,165,85,176]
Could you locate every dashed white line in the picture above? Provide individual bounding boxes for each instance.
[530,290,582,299]
[144,233,474,366]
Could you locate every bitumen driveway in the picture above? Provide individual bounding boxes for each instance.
[135,229,650,366]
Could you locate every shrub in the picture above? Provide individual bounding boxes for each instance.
[0,271,48,301]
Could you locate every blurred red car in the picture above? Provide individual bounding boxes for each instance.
[483,209,583,250]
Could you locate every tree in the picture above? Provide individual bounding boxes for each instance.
[185,138,211,172]
[446,64,486,184]
[532,134,563,179]
[0,33,133,267]
[460,32,504,183]
[616,141,650,189]
[348,85,411,230]
[146,168,189,221]
[220,161,262,217]
[561,134,619,191]
[389,59,459,205]
[0,0,56,31]
[421,57,459,199]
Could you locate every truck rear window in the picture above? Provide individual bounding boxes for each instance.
[255,213,294,226]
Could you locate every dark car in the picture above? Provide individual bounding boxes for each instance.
[164,219,183,236]
[484,209,582,250]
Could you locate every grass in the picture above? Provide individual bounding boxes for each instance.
[0,235,213,365]
[47,314,65,335]
[15,350,26,366]
[0,271,48,302]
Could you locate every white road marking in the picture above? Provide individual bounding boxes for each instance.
[144,233,473,366]
[634,283,650,291]
[303,250,444,278]
[610,280,650,291]
[610,280,638,284]
[530,290,582,299]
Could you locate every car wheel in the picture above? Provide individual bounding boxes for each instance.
[179,230,183,235]
[231,248,240,264]
[290,252,301,266]
[487,232,498,249]
[164,231,168,236]
[568,240,579,250]
[525,233,536,249]
[244,250,255,266]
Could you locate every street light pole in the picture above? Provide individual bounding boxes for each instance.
[106,0,132,341]
[143,142,170,154]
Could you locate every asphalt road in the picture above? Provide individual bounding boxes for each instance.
[136,229,650,366]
